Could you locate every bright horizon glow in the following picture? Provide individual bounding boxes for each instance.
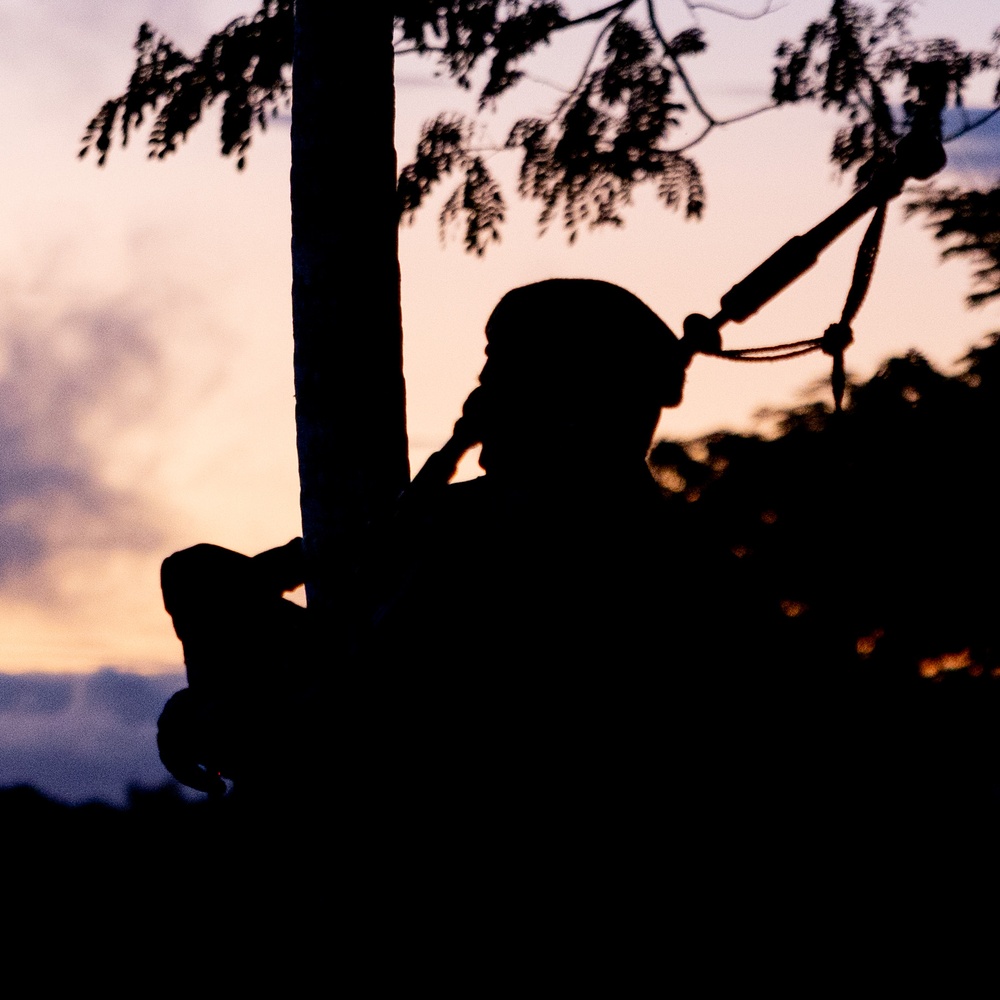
[0,1,997,672]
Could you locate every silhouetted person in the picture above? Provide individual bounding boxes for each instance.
[353,279,707,935]
[159,279,693,799]
[158,275,716,924]
[361,279,691,663]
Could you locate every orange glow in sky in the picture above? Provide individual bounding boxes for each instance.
[0,1,996,671]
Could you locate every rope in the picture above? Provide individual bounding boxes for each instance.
[711,340,823,362]
[825,202,887,411]
[842,203,886,326]
[690,201,889,408]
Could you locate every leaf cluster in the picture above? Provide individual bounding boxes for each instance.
[773,0,998,185]
[908,186,1000,307]
[395,0,569,103]
[80,0,292,170]
[510,18,705,239]
[397,115,506,254]
[400,14,706,249]
[83,0,1000,288]
[83,1,723,252]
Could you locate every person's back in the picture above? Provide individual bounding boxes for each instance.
[361,277,689,672]
[356,280,703,940]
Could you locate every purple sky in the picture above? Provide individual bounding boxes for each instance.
[0,668,185,804]
[0,1,997,680]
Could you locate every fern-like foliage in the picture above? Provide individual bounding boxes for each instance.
[507,20,703,240]
[82,2,718,252]
[909,186,1000,307]
[80,1,293,170]
[395,0,569,104]
[83,1,1000,264]
[773,0,997,185]
[397,115,506,254]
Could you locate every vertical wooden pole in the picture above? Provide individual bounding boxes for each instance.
[291,3,409,626]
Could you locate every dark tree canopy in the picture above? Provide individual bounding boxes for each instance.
[83,2,997,268]
[649,330,1000,685]
[81,0,715,249]
[638,331,1000,832]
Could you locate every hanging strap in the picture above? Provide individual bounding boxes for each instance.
[824,201,887,411]
[689,201,888,410]
[680,62,948,412]
[679,171,902,411]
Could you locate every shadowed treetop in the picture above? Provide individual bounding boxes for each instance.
[81,1,1000,268]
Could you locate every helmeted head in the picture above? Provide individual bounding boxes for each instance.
[465,279,686,475]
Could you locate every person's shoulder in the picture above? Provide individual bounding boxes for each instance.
[401,476,495,540]
[443,476,489,500]
[435,476,492,515]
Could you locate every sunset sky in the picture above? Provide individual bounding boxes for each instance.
[0,1,997,674]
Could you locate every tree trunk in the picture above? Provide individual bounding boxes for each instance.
[291,3,409,626]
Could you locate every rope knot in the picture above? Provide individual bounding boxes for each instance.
[821,322,853,357]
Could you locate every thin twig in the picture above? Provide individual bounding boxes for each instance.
[552,6,626,118]
[943,105,1000,143]
[394,44,441,55]
[668,100,776,151]
[646,0,717,125]
[672,120,714,152]
[521,71,579,93]
[563,1,637,29]
[682,0,781,21]
[716,101,777,126]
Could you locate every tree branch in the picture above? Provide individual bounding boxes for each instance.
[681,0,781,22]
[669,100,776,152]
[552,5,626,118]
[943,104,1000,143]
[646,0,716,125]
[563,1,637,29]
[394,43,443,55]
